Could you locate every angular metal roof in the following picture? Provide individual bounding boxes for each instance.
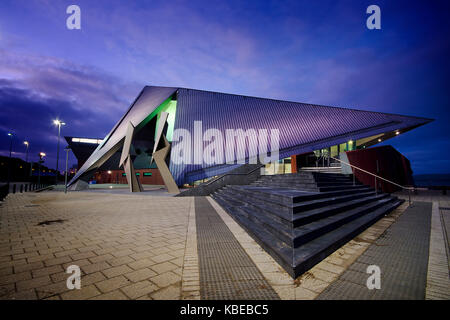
[170,88,432,184]
[68,86,177,186]
[68,86,432,187]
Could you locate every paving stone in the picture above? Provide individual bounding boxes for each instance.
[95,275,131,293]
[90,290,128,300]
[108,256,135,267]
[9,289,37,300]
[0,192,192,300]
[81,262,111,275]
[81,271,107,286]
[71,251,97,261]
[152,253,174,264]
[103,265,133,278]
[44,256,72,267]
[128,258,155,270]
[125,268,157,282]
[37,281,71,299]
[150,261,178,274]
[150,272,180,288]
[0,267,13,276]
[61,285,101,300]
[294,287,317,300]
[16,275,52,291]
[150,284,181,300]
[0,271,32,285]
[112,249,134,258]
[89,254,114,264]
[121,280,159,299]
[32,265,64,278]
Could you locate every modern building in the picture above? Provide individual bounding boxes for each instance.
[67,86,432,190]
[65,86,434,278]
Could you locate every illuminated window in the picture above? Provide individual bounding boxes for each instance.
[72,137,102,144]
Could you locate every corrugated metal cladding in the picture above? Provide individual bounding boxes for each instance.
[170,88,431,185]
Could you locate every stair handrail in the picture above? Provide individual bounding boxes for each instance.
[330,156,416,205]
[204,164,265,186]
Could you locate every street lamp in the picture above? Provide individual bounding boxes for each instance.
[38,152,46,186]
[64,147,71,194]
[53,120,66,185]
[24,141,31,182]
[7,132,13,188]
[23,141,29,162]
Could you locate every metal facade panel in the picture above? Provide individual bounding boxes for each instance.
[170,88,431,185]
[68,86,177,186]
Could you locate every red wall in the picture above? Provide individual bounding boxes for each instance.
[345,145,413,193]
[291,155,298,173]
[92,168,165,185]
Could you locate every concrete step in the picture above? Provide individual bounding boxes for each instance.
[228,185,373,207]
[292,199,403,277]
[293,193,389,227]
[292,196,397,247]
[292,190,377,213]
[211,171,404,279]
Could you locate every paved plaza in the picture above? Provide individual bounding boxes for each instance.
[0,188,449,300]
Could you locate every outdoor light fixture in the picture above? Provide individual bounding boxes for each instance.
[39,152,46,157]
[24,141,29,146]
[107,170,112,174]
[395,131,400,135]
[53,119,66,185]
[53,119,66,126]
[7,133,12,136]
[378,138,382,142]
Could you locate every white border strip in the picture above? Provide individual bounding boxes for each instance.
[425,202,450,300]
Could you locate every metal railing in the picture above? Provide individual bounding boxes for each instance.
[204,164,264,186]
[330,156,420,205]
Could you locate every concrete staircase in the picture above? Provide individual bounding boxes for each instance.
[211,171,403,278]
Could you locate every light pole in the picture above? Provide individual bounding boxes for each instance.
[37,152,46,186]
[7,132,13,188]
[23,141,30,181]
[64,147,71,194]
[53,120,66,185]
[23,141,29,162]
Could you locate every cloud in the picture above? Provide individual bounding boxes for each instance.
[0,51,142,168]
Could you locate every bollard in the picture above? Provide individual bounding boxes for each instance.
[25,184,28,192]
[12,184,16,194]
[20,184,23,193]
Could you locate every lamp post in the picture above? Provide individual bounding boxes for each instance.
[7,132,13,188]
[53,120,66,185]
[23,141,29,162]
[38,152,46,186]
[64,147,71,194]
[23,141,30,181]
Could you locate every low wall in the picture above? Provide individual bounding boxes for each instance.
[345,145,413,193]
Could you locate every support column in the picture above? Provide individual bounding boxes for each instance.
[120,122,143,193]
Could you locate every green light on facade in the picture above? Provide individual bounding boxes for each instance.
[155,99,177,141]
[135,96,177,142]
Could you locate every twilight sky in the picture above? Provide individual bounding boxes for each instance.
[0,0,449,174]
